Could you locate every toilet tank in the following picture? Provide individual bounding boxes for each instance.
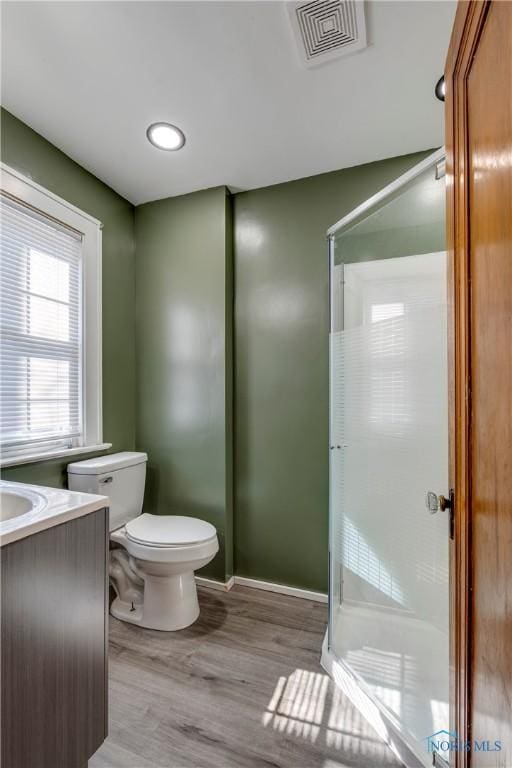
[67,452,147,531]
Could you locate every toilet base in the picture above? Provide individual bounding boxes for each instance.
[111,569,200,631]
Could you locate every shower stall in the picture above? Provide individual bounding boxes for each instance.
[323,149,449,767]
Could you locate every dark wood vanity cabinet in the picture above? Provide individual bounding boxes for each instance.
[1,508,109,768]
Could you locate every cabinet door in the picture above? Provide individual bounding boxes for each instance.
[1,509,108,768]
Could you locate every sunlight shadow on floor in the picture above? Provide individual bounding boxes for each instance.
[262,667,402,765]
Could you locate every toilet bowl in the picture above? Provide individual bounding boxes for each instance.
[110,513,218,630]
[67,452,219,631]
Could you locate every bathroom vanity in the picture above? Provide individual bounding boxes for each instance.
[0,481,109,768]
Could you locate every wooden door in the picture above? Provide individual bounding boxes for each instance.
[446,1,512,766]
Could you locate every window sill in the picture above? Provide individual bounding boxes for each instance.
[0,443,112,469]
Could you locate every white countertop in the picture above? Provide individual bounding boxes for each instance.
[0,480,109,547]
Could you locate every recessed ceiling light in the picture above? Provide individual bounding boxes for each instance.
[146,122,186,151]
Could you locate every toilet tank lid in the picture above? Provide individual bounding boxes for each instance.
[67,451,148,475]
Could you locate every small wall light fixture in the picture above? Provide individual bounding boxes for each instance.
[146,122,186,151]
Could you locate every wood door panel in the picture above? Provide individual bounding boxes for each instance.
[446,1,512,765]
[468,3,512,764]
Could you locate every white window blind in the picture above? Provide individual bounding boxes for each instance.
[0,192,83,458]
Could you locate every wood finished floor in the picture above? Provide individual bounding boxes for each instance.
[90,585,403,768]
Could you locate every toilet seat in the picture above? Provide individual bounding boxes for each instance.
[125,513,216,547]
[111,517,219,565]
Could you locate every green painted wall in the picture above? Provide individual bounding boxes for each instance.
[135,188,233,581]
[0,109,136,487]
[0,108,435,593]
[233,150,433,592]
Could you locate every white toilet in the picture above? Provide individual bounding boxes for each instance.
[67,452,219,631]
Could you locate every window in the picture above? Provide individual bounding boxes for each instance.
[0,164,108,465]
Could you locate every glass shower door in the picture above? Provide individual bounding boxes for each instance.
[328,153,449,758]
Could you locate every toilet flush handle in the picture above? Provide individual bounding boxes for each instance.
[99,475,113,484]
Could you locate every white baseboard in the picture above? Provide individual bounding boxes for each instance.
[234,576,328,603]
[195,574,327,603]
[195,575,234,592]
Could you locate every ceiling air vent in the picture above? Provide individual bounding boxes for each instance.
[287,0,367,68]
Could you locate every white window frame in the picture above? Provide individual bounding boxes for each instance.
[0,162,111,466]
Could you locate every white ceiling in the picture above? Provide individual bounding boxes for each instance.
[1,1,456,205]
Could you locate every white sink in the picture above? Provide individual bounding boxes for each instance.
[0,480,108,546]
[0,486,46,521]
